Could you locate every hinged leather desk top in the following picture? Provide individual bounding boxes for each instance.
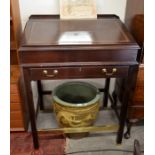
[21,15,138,47]
[23,18,135,46]
[19,15,139,65]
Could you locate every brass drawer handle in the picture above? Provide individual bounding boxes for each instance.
[102,68,117,76]
[43,69,58,77]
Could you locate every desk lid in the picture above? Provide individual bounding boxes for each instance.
[21,15,137,48]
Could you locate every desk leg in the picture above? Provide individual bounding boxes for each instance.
[117,65,138,144]
[37,80,44,110]
[23,69,39,149]
[103,78,110,107]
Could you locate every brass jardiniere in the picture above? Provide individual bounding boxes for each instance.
[52,82,100,128]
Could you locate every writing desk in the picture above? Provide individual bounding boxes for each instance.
[19,15,139,149]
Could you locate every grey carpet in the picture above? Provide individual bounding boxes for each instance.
[65,126,144,155]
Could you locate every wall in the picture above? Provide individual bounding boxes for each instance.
[125,0,144,29]
[19,0,127,29]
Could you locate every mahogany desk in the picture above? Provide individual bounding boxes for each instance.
[18,15,139,149]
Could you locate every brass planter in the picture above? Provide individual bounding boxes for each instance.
[52,82,100,128]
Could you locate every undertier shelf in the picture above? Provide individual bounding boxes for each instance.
[34,109,119,133]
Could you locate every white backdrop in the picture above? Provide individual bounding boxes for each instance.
[19,0,127,29]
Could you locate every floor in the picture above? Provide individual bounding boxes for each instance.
[30,79,144,155]
[65,126,144,155]
[11,132,66,155]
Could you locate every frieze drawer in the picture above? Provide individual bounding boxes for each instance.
[30,66,129,80]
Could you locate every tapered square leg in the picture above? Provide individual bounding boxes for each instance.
[37,80,44,110]
[103,78,110,107]
[22,69,39,149]
[117,65,138,144]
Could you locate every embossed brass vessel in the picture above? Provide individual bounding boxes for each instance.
[52,82,100,130]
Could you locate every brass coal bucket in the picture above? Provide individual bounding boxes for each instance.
[52,82,100,131]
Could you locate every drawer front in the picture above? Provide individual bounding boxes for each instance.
[128,107,144,119]
[30,66,129,80]
[10,120,24,130]
[133,65,144,102]
[10,84,19,94]
[10,94,21,103]
[133,86,144,102]
[10,111,23,120]
[136,66,144,86]
[10,102,22,111]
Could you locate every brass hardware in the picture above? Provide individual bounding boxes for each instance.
[43,69,58,77]
[102,68,117,76]
[102,68,107,73]
[38,125,119,133]
[43,70,48,74]
[53,69,58,74]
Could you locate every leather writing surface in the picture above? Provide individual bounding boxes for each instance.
[23,18,134,46]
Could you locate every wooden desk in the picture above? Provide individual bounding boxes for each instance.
[18,15,139,149]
